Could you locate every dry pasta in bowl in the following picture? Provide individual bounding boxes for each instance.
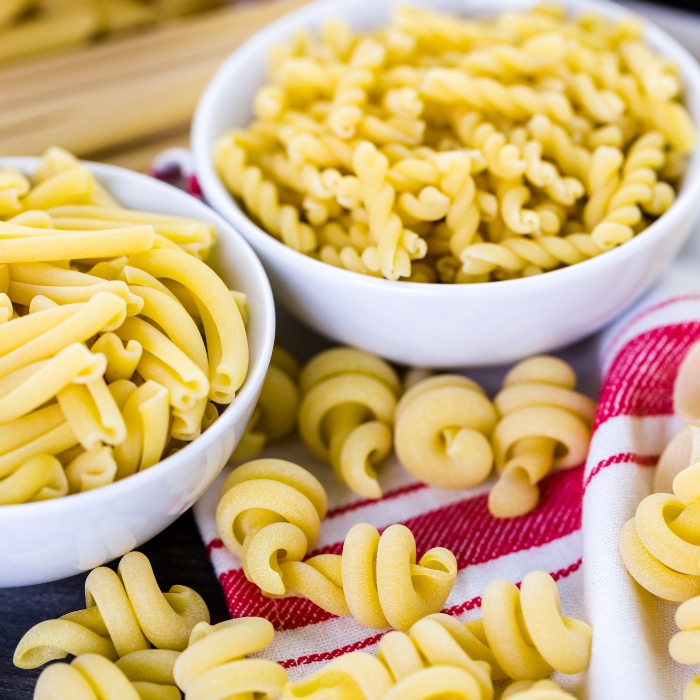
[214,2,696,284]
[0,147,250,507]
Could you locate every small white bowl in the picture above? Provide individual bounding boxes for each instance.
[192,0,700,368]
[0,158,275,587]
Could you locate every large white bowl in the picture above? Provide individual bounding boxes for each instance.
[0,158,275,587]
[192,0,700,368]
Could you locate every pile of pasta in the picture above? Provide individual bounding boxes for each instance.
[239,345,595,519]
[0,147,248,506]
[0,0,224,65]
[215,3,696,283]
[14,550,591,699]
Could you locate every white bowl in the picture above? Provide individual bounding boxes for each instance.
[0,158,275,587]
[192,0,700,368]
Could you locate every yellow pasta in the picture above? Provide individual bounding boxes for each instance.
[14,551,210,669]
[0,454,68,505]
[232,344,301,461]
[620,424,700,602]
[215,4,694,282]
[173,617,288,700]
[215,458,327,596]
[0,147,251,505]
[490,356,595,518]
[670,596,700,700]
[503,679,578,699]
[33,654,144,700]
[479,570,592,680]
[115,649,181,700]
[298,347,401,499]
[394,374,497,490]
[279,522,457,632]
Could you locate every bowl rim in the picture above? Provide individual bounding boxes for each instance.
[192,0,700,297]
[0,156,276,519]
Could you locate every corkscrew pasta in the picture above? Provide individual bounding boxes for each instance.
[232,345,301,461]
[0,147,249,505]
[298,347,401,499]
[173,617,288,700]
[14,551,210,669]
[394,374,497,490]
[620,423,700,602]
[215,3,695,282]
[490,356,595,518]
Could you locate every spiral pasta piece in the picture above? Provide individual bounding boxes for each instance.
[480,570,592,680]
[215,459,328,596]
[215,133,317,253]
[620,424,700,602]
[670,596,700,700]
[339,522,457,631]
[353,141,426,280]
[394,374,497,489]
[174,618,288,700]
[232,345,301,462]
[13,551,210,669]
[590,131,673,248]
[489,356,595,518]
[298,347,401,499]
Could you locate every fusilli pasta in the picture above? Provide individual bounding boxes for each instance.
[215,4,694,282]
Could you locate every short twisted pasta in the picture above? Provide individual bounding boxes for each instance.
[620,424,700,602]
[480,570,592,680]
[173,618,288,700]
[215,459,328,596]
[489,356,595,518]
[232,345,300,462]
[298,347,401,499]
[590,131,674,248]
[353,141,427,280]
[670,596,700,700]
[215,133,317,253]
[394,374,497,489]
[280,522,457,631]
[13,551,210,668]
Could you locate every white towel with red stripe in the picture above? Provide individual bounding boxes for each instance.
[192,231,700,698]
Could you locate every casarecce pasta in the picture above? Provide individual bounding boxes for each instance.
[13,551,210,669]
[215,4,694,282]
[394,374,497,490]
[490,356,595,518]
[503,680,579,699]
[298,347,401,499]
[0,147,250,505]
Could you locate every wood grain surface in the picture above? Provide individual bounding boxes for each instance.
[0,0,307,172]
